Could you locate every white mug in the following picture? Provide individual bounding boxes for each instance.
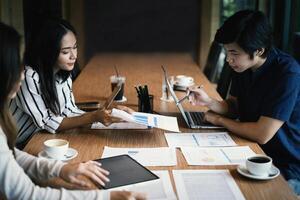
[176,75,194,86]
[246,155,272,176]
[44,139,69,160]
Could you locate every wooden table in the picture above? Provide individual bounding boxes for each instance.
[24,53,297,200]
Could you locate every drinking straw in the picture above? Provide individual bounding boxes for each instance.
[114,65,119,77]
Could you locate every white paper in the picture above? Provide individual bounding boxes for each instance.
[111,108,180,132]
[173,170,245,200]
[102,146,177,166]
[181,146,255,165]
[91,122,148,129]
[109,170,177,200]
[165,132,236,147]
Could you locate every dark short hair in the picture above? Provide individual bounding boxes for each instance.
[214,10,273,59]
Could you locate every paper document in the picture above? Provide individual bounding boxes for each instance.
[91,122,148,129]
[102,146,177,166]
[111,108,180,132]
[181,146,255,165]
[109,170,177,200]
[173,170,245,200]
[165,132,236,147]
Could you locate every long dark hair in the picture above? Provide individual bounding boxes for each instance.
[0,22,21,150]
[24,19,78,115]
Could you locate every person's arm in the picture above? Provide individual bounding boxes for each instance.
[16,71,64,133]
[6,141,145,200]
[56,108,113,131]
[0,134,108,200]
[205,113,283,144]
[188,86,238,117]
[17,70,122,133]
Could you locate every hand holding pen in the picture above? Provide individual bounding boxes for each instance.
[187,85,213,106]
[176,86,201,105]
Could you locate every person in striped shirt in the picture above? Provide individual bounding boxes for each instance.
[1,22,145,200]
[9,19,132,149]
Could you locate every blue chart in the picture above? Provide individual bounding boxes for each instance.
[133,114,158,127]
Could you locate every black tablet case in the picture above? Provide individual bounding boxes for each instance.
[95,154,159,189]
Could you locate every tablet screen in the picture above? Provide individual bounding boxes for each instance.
[95,155,159,189]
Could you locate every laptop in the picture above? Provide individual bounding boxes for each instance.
[162,66,223,129]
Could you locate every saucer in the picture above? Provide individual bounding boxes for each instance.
[237,165,280,180]
[38,148,78,161]
[114,96,127,102]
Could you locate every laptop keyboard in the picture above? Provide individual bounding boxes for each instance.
[188,112,205,125]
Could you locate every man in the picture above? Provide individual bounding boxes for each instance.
[189,10,300,194]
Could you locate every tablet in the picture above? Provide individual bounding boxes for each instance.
[76,81,122,111]
[94,154,159,189]
[103,81,122,109]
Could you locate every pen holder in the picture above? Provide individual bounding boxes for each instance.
[138,94,154,113]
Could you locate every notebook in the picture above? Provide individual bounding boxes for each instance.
[94,155,159,189]
[162,66,223,129]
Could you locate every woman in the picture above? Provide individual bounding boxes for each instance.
[9,19,128,149]
[0,22,145,200]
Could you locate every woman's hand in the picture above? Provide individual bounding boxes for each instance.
[204,111,223,126]
[188,86,212,106]
[94,108,120,125]
[94,106,135,125]
[110,191,147,200]
[60,160,110,188]
[116,105,135,114]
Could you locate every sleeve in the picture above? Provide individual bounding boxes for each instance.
[261,73,300,121]
[14,148,66,180]
[61,78,85,117]
[16,70,64,133]
[0,133,109,200]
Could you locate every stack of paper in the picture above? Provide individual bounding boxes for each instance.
[102,146,177,166]
[110,108,180,132]
[165,132,236,147]
[109,170,177,200]
[173,170,245,200]
[91,122,148,129]
[181,146,255,165]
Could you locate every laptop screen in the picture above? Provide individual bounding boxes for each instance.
[162,66,190,126]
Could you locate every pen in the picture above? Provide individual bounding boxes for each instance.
[176,93,190,105]
[176,85,204,105]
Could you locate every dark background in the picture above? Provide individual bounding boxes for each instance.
[84,0,200,60]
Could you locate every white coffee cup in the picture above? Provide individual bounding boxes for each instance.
[246,155,272,176]
[44,139,69,160]
[175,75,194,86]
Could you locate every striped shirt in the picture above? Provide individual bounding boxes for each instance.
[9,66,85,149]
